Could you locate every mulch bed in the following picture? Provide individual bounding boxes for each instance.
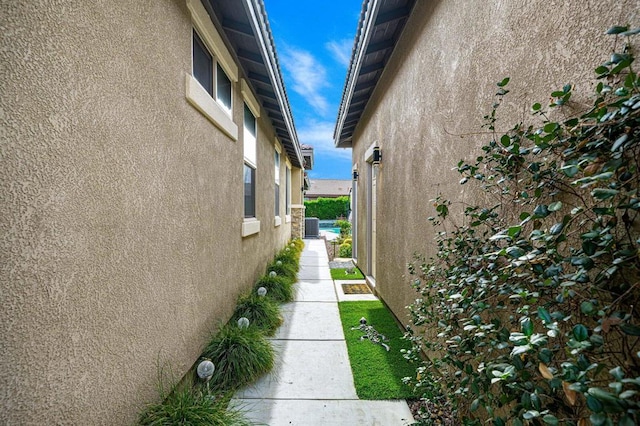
[408,397,457,425]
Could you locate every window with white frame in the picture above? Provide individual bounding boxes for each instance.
[286,165,291,217]
[193,30,232,114]
[185,0,238,139]
[274,148,280,218]
[243,103,257,219]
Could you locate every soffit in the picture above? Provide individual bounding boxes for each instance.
[334,0,416,148]
[205,0,303,168]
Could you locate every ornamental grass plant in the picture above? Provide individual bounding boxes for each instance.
[255,274,295,303]
[139,380,251,426]
[202,323,275,392]
[231,291,282,336]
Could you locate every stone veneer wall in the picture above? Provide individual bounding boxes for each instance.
[291,205,305,239]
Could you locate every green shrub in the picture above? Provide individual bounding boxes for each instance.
[202,324,275,391]
[139,381,251,426]
[404,28,640,425]
[338,242,352,258]
[231,292,282,336]
[304,196,350,219]
[335,219,351,237]
[255,274,295,303]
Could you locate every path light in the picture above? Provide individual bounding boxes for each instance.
[197,359,215,382]
[257,286,267,297]
[269,271,277,278]
[237,317,250,329]
[276,260,282,266]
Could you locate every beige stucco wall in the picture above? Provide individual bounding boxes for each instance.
[352,0,639,321]
[0,1,296,424]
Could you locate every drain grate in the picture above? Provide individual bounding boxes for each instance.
[342,283,371,294]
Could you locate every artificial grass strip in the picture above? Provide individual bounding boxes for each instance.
[330,267,365,280]
[338,300,416,400]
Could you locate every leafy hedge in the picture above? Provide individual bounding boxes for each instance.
[404,27,640,425]
[304,196,350,220]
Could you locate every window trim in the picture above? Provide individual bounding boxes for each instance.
[186,0,238,139]
[285,161,291,223]
[242,102,260,237]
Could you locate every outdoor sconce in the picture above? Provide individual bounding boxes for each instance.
[372,147,382,164]
[352,170,359,181]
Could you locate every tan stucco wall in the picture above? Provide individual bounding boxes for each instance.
[1,1,294,424]
[351,0,639,321]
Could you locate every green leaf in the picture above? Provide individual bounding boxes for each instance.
[620,323,640,336]
[500,135,511,146]
[533,205,550,218]
[508,226,522,237]
[620,28,640,36]
[606,25,629,34]
[542,414,558,425]
[548,201,563,212]
[543,122,559,133]
[590,412,606,426]
[497,77,510,87]
[573,324,589,341]
[532,102,541,111]
[550,223,564,235]
[592,188,619,200]
[470,398,481,412]
[587,394,604,412]
[551,91,565,97]
[609,366,624,381]
[619,415,636,426]
[611,134,628,151]
[537,307,551,324]
[523,410,540,420]
[580,301,596,315]
[595,65,610,75]
[522,318,534,337]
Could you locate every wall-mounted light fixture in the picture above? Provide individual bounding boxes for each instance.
[352,170,359,181]
[372,147,382,164]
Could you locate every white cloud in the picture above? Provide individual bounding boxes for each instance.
[325,38,353,68]
[297,120,352,160]
[280,47,330,115]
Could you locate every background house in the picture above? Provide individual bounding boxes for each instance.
[1,0,305,424]
[334,0,638,322]
[305,179,352,201]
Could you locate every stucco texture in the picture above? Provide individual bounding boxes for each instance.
[351,0,639,321]
[1,1,292,424]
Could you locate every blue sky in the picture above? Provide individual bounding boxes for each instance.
[264,0,363,180]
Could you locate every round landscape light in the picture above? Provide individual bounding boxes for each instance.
[197,360,215,381]
[237,317,250,329]
[269,271,277,278]
[276,260,282,266]
[257,287,268,297]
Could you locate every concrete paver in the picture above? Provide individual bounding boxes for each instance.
[233,399,415,426]
[295,279,336,302]
[233,239,414,425]
[275,302,344,340]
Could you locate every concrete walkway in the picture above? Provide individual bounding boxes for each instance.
[232,239,414,425]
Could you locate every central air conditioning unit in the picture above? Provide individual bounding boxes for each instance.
[305,218,319,238]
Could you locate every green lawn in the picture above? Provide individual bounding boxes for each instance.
[330,267,365,280]
[338,301,416,399]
